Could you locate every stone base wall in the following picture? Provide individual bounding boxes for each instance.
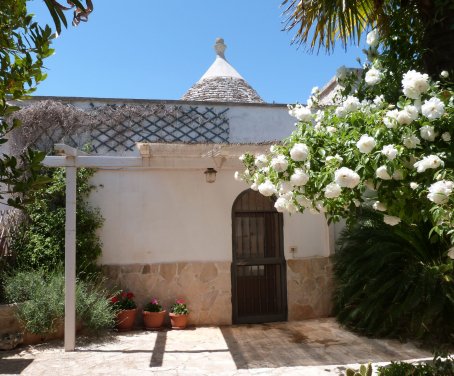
[287,257,334,321]
[102,262,232,326]
[0,304,21,336]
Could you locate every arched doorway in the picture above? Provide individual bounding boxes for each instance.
[231,189,287,324]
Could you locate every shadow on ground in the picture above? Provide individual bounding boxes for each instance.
[219,318,430,369]
[0,358,34,374]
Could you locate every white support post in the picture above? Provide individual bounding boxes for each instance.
[64,163,77,352]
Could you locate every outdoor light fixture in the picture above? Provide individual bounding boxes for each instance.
[204,168,217,183]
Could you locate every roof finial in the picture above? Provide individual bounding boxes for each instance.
[214,38,226,59]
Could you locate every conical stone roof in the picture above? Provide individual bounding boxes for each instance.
[182,38,264,103]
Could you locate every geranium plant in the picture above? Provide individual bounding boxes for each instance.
[170,299,189,315]
[110,290,137,311]
[237,31,453,248]
[143,298,163,312]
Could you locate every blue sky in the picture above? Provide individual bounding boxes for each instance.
[28,1,366,104]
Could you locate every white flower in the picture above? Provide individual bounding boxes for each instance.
[274,197,289,213]
[376,165,392,180]
[442,132,451,142]
[254,154,268,168]
[353,199,361,207]
[410,182,419,190]
[402,70,430,99]
[335,106,347,118]
[447,247,454,259]
[296,195,312,208]
[365,68,382,85]
[392,170,404,180]
[336,65,347,80]
[420,125,437,141]
[427,180,453,204]
[239,154,246,161]
[397,105,418,125]
[343,96,361,113]
[356,134,376,154]
[279,181,293,195]
[383,109,399,129]
[324,182,342,198]
[269,145,277,153]
[373,95,386,108]
[414,155,444,173]
[290,143,309,161]
[383,215,401,226]
[234,171,242,181]
[366,29,379,47]
[381,144,398,160]
[421,97,445,120]
[290,169,309,186]
[258,180,277,196]
[250,182,258,191]
[441,71,449,78]
[289,104,312,122]
[311,86,320,95]
[373,201,387,212]
[315,110,324,122]
[402,134,420,149]
[326,126,337,134]
[326,154,343,164]
[334,167,360,188]
[271,155,288,172]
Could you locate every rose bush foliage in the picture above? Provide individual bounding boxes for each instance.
[238,35,453,245]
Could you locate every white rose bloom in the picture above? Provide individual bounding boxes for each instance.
[296,194,312,208]
[383,109,399,129]
[366,29,379,47]
[410,182,419,190]
[420,125,437,141]
[250,182,259,191]
[396,105,418,125]
[271,155,289,172]
[326,126,337,134]
[254,154,268,168]
[356,134,376,154]
[383,215,401,226]
[392,170,404,180]
[414,155,444,173]
[421,97,445,120]
[334,167,361,188]
[441,71,449,78]
[376,165,392,180]
[335,106,347,118]
[365,68,382,85]
[274,197,289,213]
[234,171,242,181]
[311,86,320,95]
[373,95,386,108]
[290,143,309,161]
[402,134,421,149]
[315,110,324,122]
[269,145,277,153]
[405,105,419,120]
[343,96,361,113]
[239,154,246,161]
[402,70,430,99]
[381,144,398,160]
[442,132,451,142]
[447,247,454,259]
[324,182,342,198]
[290,169,309,186]
[326,154,343,164]
[427,180,454,204]
[258,180,277,196]
[373,201,387,212]
[279,181,293,195]
[289,104,313,122]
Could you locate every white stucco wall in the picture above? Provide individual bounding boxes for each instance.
[89,168,332,265]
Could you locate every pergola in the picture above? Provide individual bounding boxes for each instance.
[42,142,267,351]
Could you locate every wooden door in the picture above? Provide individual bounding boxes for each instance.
[231,189,287,324]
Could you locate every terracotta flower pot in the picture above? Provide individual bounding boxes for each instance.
[116,308,137,331]
[143,310,166,330]
[22,331,44,345]
[169,313,188,329]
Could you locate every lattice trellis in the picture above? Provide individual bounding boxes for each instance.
[75,105,229,153]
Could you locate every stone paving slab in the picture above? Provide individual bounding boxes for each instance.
[0,318,432,375]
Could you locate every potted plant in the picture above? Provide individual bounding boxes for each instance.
[110,290,137,331]
[142,297,166,330]
[169,298,189,329]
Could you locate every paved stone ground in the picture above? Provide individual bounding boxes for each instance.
[0,318,432,376]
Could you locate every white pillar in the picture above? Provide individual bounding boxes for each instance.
[64,164,77,351]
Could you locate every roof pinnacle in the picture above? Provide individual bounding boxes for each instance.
[214,38,226,59]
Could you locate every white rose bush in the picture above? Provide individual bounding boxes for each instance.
[237,69,454,243]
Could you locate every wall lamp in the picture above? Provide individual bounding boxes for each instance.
[204,168,217,183]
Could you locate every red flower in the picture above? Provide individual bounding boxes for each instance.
[126,292,134,300]
[121,291,127,298]
[110,296,119,304]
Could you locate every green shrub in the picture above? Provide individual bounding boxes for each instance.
[377,355,454,376]
[334,209,454,344]
[4,269,115,334]
[11,167,103,277]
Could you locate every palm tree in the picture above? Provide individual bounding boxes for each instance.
[281,0,453,77]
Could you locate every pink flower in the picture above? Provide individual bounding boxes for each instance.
[176,299,185,305]
[151,298,159,305]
